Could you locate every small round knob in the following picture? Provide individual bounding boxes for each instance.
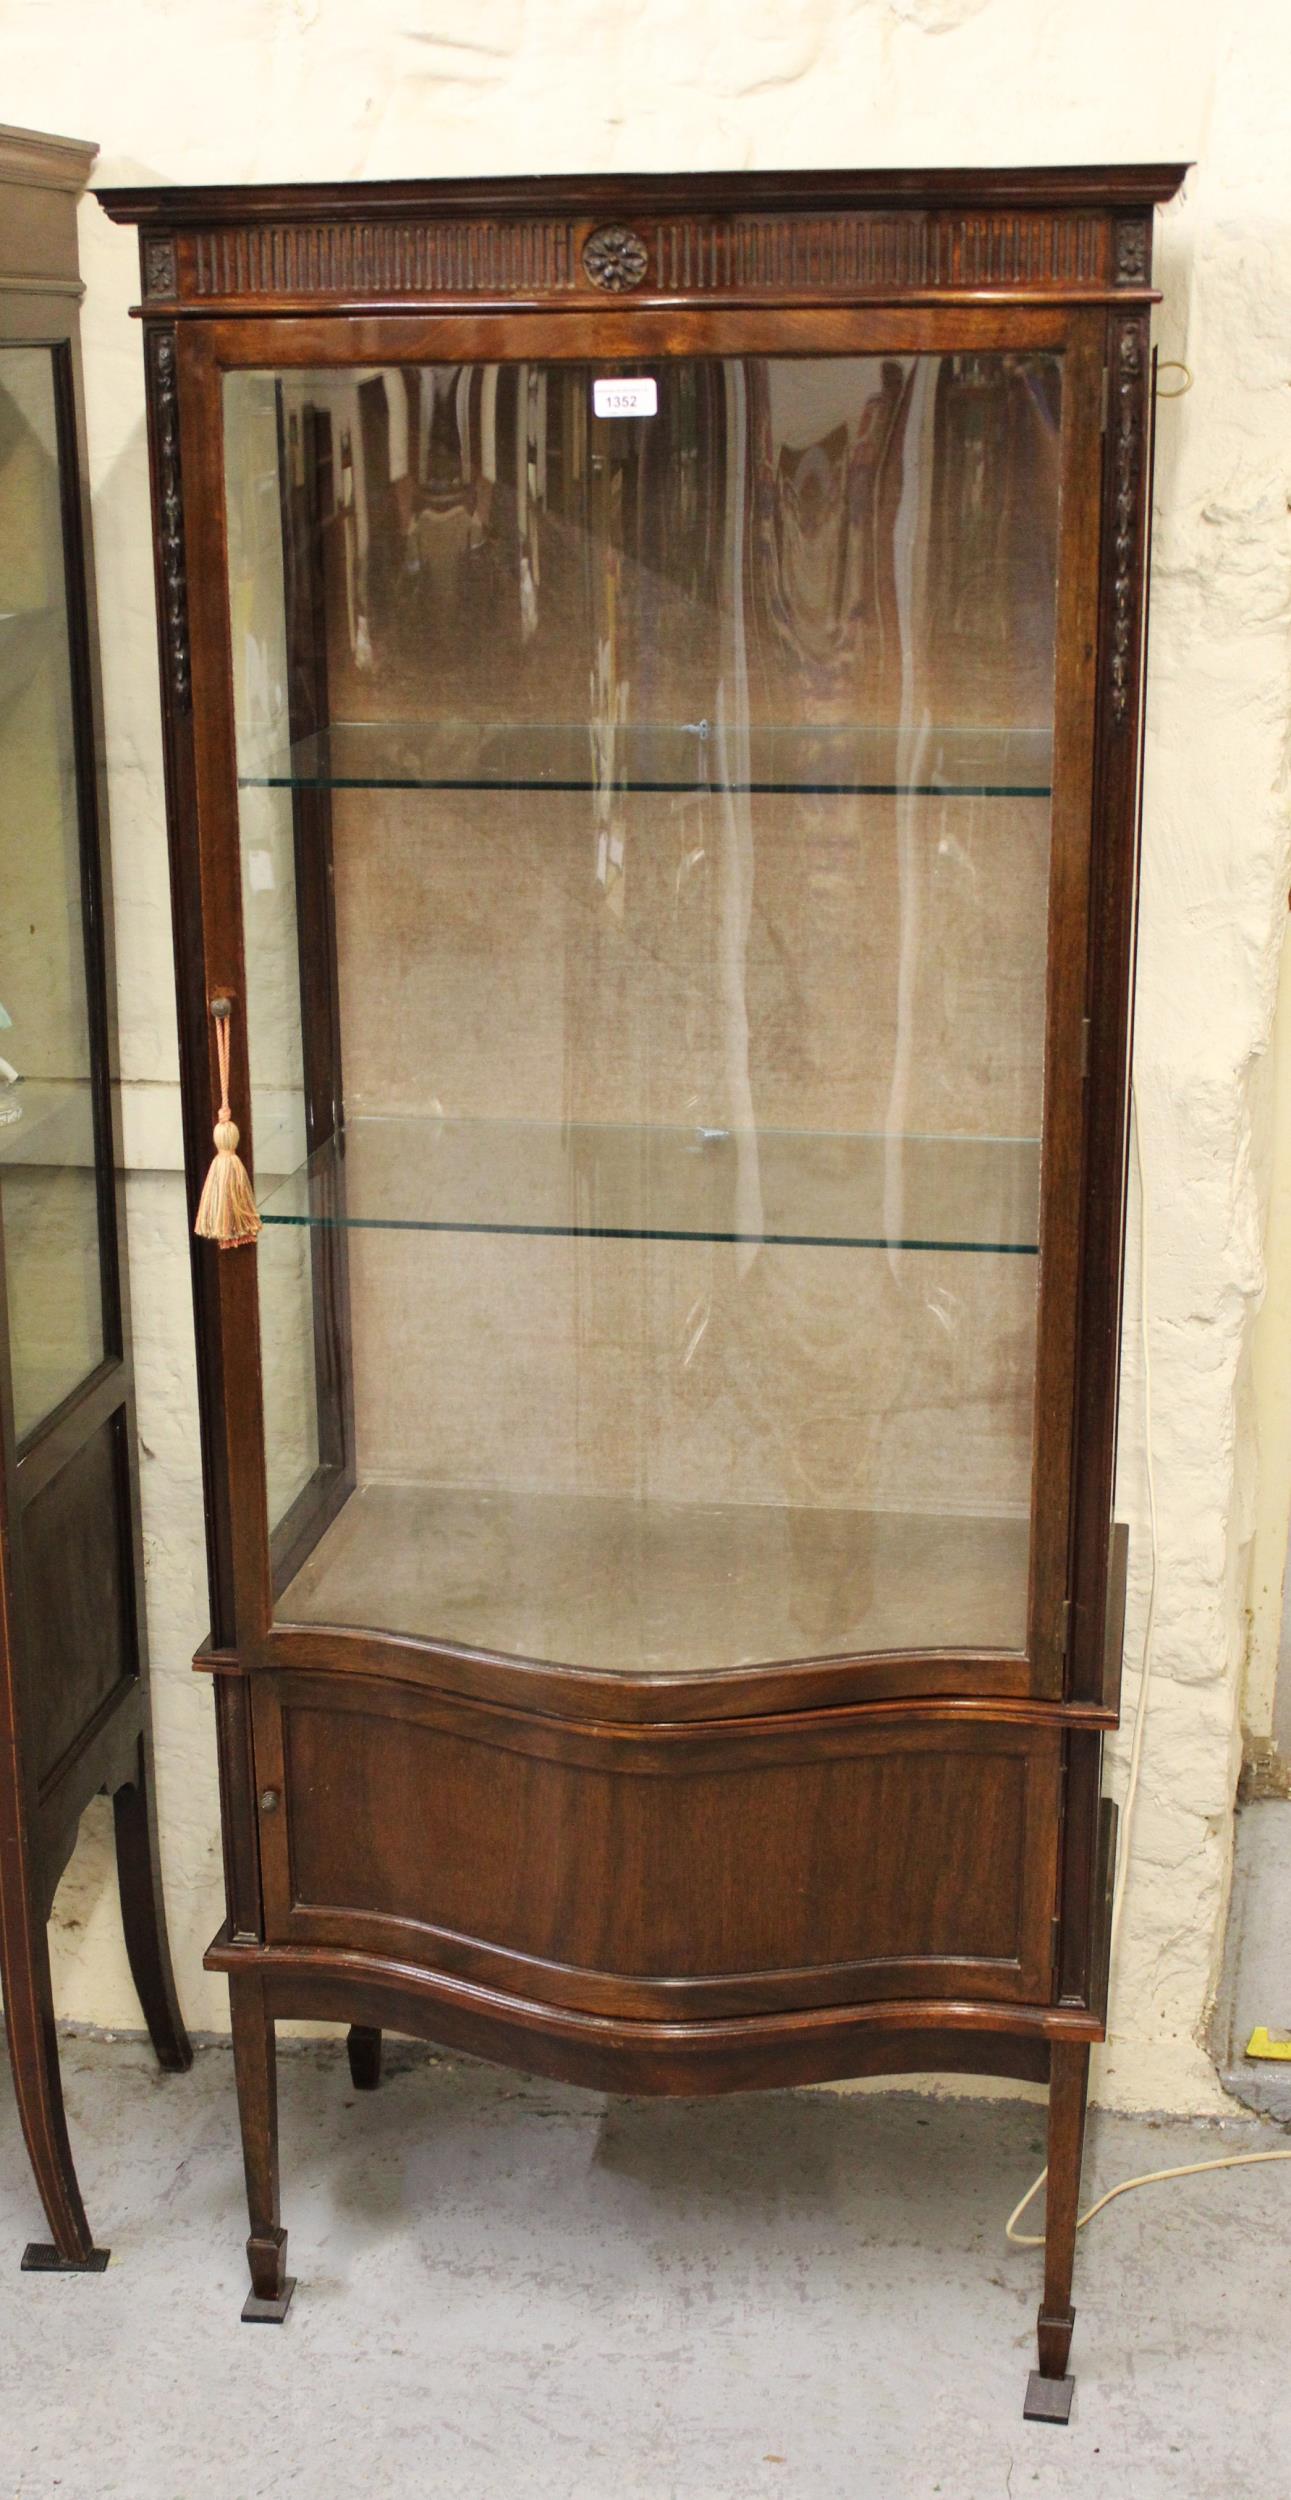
[259,1788,280,1815]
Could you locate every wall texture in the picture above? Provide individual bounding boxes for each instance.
[1,0,1289,2114]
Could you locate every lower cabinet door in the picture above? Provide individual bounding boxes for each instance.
[251,1672,1062,2019]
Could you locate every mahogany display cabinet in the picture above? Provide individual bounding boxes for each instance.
[101,163,1183,2405]
[0,125,190,2275]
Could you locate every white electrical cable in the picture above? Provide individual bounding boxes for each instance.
[1006,1083,1291,2252]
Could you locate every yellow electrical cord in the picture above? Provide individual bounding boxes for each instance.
[1006,2149,1291,2250]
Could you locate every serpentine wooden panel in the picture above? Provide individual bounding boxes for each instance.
[254,1675,1061,2017]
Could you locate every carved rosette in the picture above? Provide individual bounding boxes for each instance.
[1108,318,1147,729]
[1113,216,1149,286]
[146,327,192,714]
[582,224,649,292]
[143,235,177,298]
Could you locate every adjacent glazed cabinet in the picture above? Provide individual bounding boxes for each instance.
[102,165,1183,2405]
[0,126,189,2274]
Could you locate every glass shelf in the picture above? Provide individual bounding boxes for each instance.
[258,1115,1040,1255]
[237,721,1053,800]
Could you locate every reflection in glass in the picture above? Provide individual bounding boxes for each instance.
[0,348,106,1442]
[225,375,322,1537]
[225,351,1062,1668]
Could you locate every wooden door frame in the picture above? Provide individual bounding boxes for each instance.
[165,297,1110,1722]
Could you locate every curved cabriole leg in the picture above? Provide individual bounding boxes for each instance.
[112,1734,192,2074]
[5,1911,107,2273]
[346,2024,382,2091]
[230,1971,295,2323]
[1024,2039,1090,2425]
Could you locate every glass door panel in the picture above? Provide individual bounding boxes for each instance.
[0,347,107,1444]
[224,348,1061,1670]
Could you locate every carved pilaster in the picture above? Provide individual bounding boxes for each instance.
[144,325,191,714]
[1108,316,1148,729]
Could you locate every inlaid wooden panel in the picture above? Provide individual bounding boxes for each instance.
[166,209,1114,308]
[188,219,579,303]
[256,1677,1061,2014]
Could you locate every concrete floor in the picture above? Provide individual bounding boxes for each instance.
[1214,1798,1291,2121]
[0,2039,1288,2499]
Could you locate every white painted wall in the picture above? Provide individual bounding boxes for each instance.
[1243,933,1291,1771]
[2,0,1288,2113]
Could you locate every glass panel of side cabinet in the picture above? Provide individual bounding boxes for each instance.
[0,347,106,1444]
[224,350,1061,1669]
